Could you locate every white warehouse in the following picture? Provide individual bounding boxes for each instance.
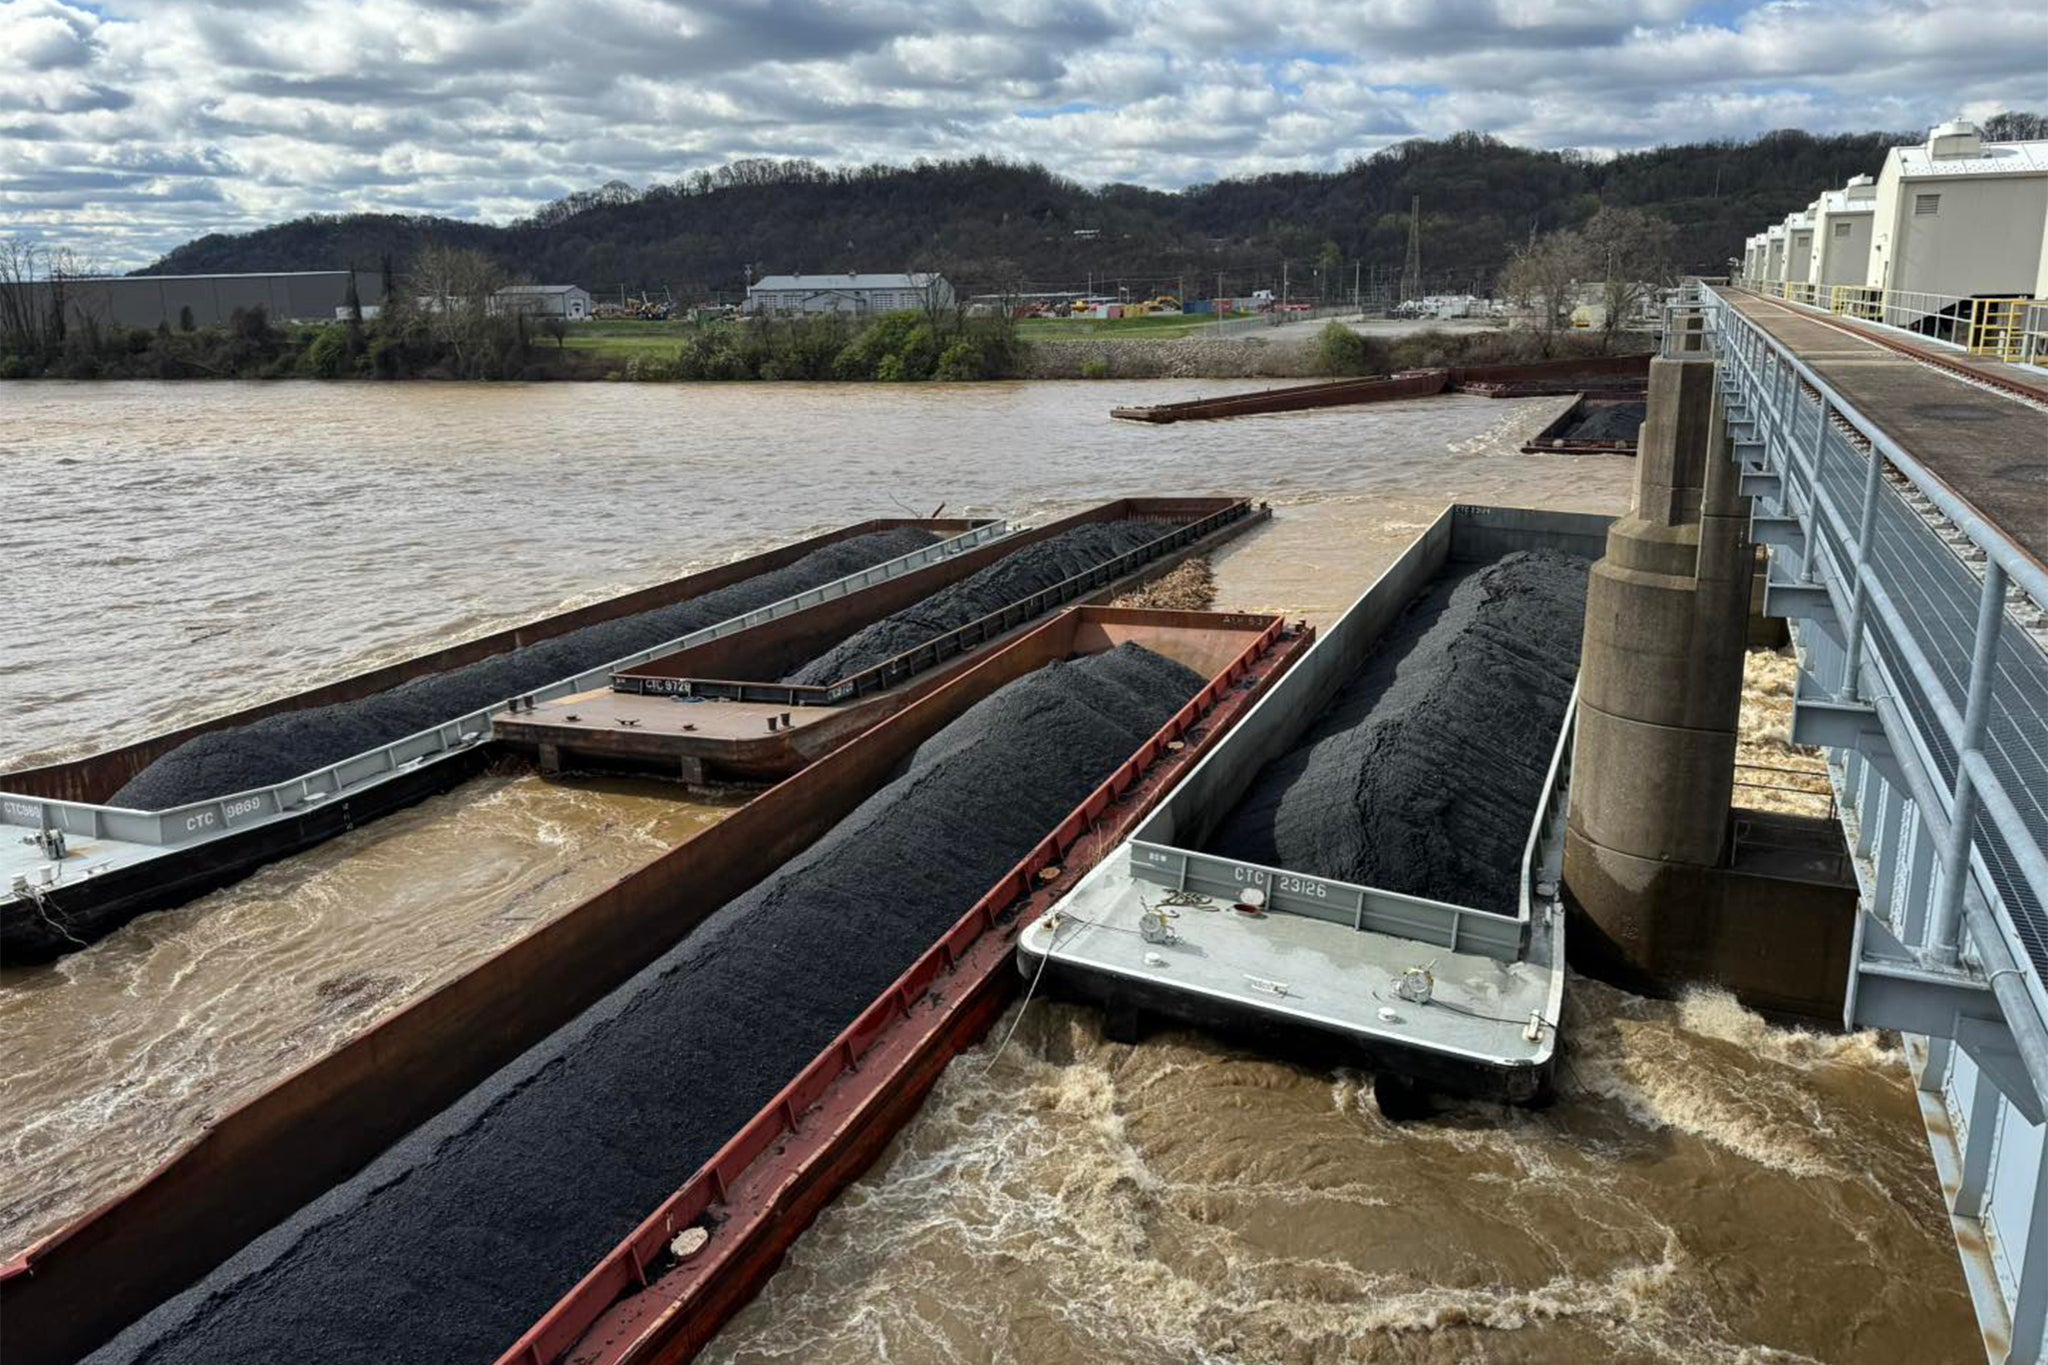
[1866,119,2048,299]
[1807,175,1878,288]
[745,273,955,316]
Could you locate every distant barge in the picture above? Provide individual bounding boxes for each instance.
[1019,504,1612,1109]
[1109,354,1651,423]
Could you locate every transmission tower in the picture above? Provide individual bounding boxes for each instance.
[1399,195,1423,302]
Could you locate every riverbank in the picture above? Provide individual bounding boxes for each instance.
[2,314,1649,384]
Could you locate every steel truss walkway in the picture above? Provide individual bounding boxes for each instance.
[1688,282,2048,1363]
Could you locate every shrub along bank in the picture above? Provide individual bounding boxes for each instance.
[0,305,1021,383]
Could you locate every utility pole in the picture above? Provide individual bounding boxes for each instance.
[1281,259,1289,311]
[1353,260,1361,315]
[1400,195,1423,303]
[1216,270,1224,335]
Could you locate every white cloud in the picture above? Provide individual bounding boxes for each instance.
[0,0,2042,268]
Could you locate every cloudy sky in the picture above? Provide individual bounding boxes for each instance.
[3,0,2044,268]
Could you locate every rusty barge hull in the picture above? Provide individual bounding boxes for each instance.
[502,607,1313,1365]
[1108,354,1653,423]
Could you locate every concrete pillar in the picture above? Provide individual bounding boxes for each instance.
[1565,356,1752,988]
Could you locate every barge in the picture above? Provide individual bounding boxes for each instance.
[1018,504,1613,1109]
[0,519,1010,964]
[1108,354,1653,423]
[498,606,1310,1365]
[501,498,1266,782]
[2,606,1308,1365]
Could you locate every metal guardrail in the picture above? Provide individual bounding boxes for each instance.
[0,523,1012,856]
[618,502,1255,704]
[1734,277,2048,364]
[1699,280,2048,1020]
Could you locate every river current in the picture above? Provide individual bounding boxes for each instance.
[0,379,1976,1361]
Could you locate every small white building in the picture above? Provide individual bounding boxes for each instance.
[1743,234,1766,284]
[492,284,592,319]
[1867,120,2048,299]
[1763,224,1788,285]
[1782,207,1817,286]
[1807,175,1878,288]
[745,273,954,316]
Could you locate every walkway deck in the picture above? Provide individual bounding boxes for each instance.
[1724,292,2048,571]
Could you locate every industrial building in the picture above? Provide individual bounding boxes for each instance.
[1866,120,2048,299]
[1743,233,1766,282]
[744,272,954,316]
[1781,206,1816,285]
[2,271,383,332]
[1806,175,1878,287]
[1763,224,1787,285]
[490,284,592,319]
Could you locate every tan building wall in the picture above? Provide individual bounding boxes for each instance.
[1869,161,2048,297]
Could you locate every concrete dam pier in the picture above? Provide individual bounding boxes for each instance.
[1566,353,1856,1018]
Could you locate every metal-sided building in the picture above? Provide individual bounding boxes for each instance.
[4,271,385,332]
[1867,120,2048,299]
[1743,234,1766,284]
[491,285,592,319]
[744,272,954,316]
[1808,175,1879,288]
[1782,206,1818,285]
[1763,224,1788,285]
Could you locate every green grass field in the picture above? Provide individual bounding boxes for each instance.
[557,319,689,357]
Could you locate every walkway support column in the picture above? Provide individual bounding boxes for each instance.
[1565,355,1751,989]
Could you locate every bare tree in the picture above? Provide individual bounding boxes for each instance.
[0,237,50,353]
[404,243,503,369]
[1582,206,1677,338]
[1501,230,1586,343]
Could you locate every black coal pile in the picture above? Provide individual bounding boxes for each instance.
[1560,401,1646,443]
[782,519,1176,686]
[109,643,1203,1365]
[111,528,939,809]
[1207,551,1588,914]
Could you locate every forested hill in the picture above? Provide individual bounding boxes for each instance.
[141,128,1908,301]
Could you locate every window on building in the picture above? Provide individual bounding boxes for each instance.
[1914,193,1941,217]
[1833,221,1852,238]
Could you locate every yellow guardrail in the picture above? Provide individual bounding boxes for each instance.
[1735,277,2048,364]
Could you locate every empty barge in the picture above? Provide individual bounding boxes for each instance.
[1019,504,1613,1108]
[1109,354,1653,422]
[0,518,1010,963]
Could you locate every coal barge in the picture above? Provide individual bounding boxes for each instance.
[498,498,1266,782]
[11,606,1309,1365]
[2,500,1262,965]
[1019,504,1611,1110]
[5,503,1271,1365]
[0,518,1010,964]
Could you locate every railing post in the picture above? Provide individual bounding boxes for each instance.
[1837,440,1885,701]
[1926,560,2010,964]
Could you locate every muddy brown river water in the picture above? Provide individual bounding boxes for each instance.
[0,379,1978,1362]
